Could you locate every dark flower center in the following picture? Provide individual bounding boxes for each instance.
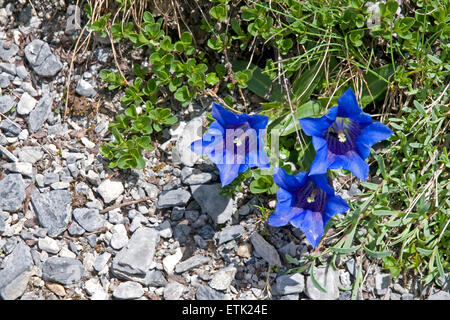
[294,181,327,214]
[325,117,361,154]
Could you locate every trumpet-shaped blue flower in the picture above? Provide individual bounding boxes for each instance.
[190,103,270,186]
[299,88,393,181]
[268,168,349,248]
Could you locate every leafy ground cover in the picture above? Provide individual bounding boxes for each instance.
[85,0,449,297]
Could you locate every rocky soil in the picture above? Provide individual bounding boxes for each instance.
[0,0,448,300]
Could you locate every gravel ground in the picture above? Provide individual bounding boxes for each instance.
[0,0,448,301]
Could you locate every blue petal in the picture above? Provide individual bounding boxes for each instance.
[309,174,334,195]
[311,136,327,151]
[299,115,332,137]
[273,167,308,192]
[190,121,224,155]
[337,88,363,118]
[248,114,269,130]
[325,195,350,216]
[326,106,339,121]
[212,103,242,128]
[356,122,393,159]
[238,163,249,173]
[268,189,299,227]
[246,135,270,168]
[330,151,369,181]
[309,145,335,176]
[290,209,324,248]
[216,163,241,186]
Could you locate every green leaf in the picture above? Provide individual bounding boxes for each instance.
[206,72,219,85]
[361,64,394,107]
[231,60,283,102]
[330,245,361,254]
[363,246,393,258]
[281,100,323,136]
[310,265,327,293]
[292,60,324,106]
[209,4,228,22]
[180,32,193,45]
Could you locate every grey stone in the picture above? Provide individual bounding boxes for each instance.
[21,82,38,97]
[145,270,168,287]
[346,258,357,277]
[194,234,207,249]
[93,252,111,272]
[401,293,414,300]
[0,174,26,212]
[112,227,160,281]
[190,184,234,225]
[76,79,97,97]
[0,63,16,75]
[87,234,97,248]
[184,210,200,224]
[181,167,214,185]
[112,281,144,300]
[28,92,53,133]
[217,225,245,245]
[42,257,84,285]
[157,189,191,209]
[0,73,10,88]
[250,232,282,267]
[0,41,19,61]
[38,237,60,254]
[275,273,305,295]
[110,224,129,250]
[2,162,33,177]
[97,179,124,204]
[16,65,29,80]
[0,118,21,136]
[173,223,191,244]
[65,5,82,35]
[209,266,236,291]
[198,224,215,239]
[175,254,210,274]
[171,207,184,220]
[173,116,203,166]
[17,92,37,115]
[339,291,352,300]
[15,146,43,164]
[375,273,391,296]
[305,266,340,300]
[0,210,5,235]
[164,282,185,300]
[0,241,33,300]
[196,285,226,300]
[156,220,172,239]
[30,189,72,237]
[73,208,105,232]
[24,39,63,77]
[68,221,85,236]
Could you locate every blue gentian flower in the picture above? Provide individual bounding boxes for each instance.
[190,103,270,186]
[268,168,349,248]
[299,88,393,181]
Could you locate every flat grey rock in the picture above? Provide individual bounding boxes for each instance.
[28,91,53,133]
[17,92,37,115]
[112,281,144,300]
[24,39,63,77]
[68,220,85,236]
[73,208,105,232]
[375,273,391,296]
[31,189,72,237]
[209,266,236,291]
[0,209,5,235]
[175,254,210,274]
[0,95,16,114]
[0,241,33,300]
[217,225,245,245]
[65,5,81,35]
[157,189,191,209]
[42,257,84,285]
[16,65,29,80]
[0,118,21,137]
[15,146,43,164]
[305,266,340,300]
[163,282,185,300]
[145,270,168,287]
[250,232,282,267]
[0,174,26,212]
[97,179,124,204]
[112,227,160,281]
[173,116,203,166]
[93,252,111,272]
[76,79,97,97]
[0,73,10,88]
[0,62,16,75]
[181,167,214,185]
[275,273,305,295]
[0,40,19,60]
[190,184,234,225]
[196,285,226,300]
